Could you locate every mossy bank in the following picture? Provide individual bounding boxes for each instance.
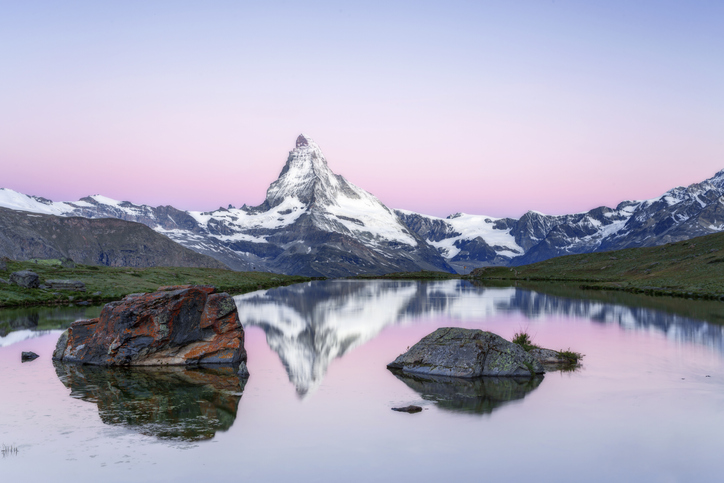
[470,231,724,300]
[0,259,312,308]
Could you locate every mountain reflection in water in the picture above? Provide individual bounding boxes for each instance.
[390,370,544,415]
[54,363,246,441]
[235,280,724,396]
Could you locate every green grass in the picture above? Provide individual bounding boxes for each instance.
[511,331,539,352]
[469,231,724,299]
[558,349,584,365]
[0,259,313,308]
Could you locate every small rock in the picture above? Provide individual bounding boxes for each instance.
[93,291,102,296]
[0,257,7,271]
[10,270,40,289]
[0,278,10,285]
[21,351,40,362]
[38,284,49,289]
[46,280,86,291]
[391,405,423,413]
[60,258,76,269]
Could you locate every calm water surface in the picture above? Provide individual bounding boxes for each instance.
[1,280,723,482]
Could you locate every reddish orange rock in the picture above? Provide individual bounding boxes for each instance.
[53,286,248,373]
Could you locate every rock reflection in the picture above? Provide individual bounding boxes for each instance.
[54,363,246,441]
[235,279,724,397]
[390,370,544,415]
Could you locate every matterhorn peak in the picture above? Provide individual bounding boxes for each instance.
[296,134,311,148]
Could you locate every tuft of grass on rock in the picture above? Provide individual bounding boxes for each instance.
[558,349,584,365]
[512,331,540,352]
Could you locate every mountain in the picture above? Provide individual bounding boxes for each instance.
[0,207,227,269]
[1,134,723,275]
[398,169,724,269]
[0,135,452,277]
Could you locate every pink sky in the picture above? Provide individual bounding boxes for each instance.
[1,1,722,218]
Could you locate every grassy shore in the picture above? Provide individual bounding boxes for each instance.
[470,231,724,299]
[0,259,312,308]
[352,270,460,280]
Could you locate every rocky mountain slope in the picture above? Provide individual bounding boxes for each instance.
[0,207,227,269]
[398,169,724,269]
[1,134,723,275]
[0,135,452,277]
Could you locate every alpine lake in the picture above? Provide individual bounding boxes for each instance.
[2,279,723,482]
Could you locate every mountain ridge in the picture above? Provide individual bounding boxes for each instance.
[1,135,723,276]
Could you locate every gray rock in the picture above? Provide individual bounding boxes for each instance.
[21,351,40,362]
[0,278,10,285]
[387,327,544,378]
[0,257,7,271]
[529,348,580,370]
[60,257,76,269]
[9,270,40,289]
[46,279,86,291]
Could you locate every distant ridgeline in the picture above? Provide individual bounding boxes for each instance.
[2,134,724,276]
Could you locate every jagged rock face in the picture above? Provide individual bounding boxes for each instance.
[387,327,545,377]
[53,286,247,367]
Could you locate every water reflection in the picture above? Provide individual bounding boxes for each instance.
[0,305,102,345]
[235,280,724,395]
[54,363,245,441]
[390,370,544,415]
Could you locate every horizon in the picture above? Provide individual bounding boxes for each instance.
[1,1,722,218]
[2,136,724,221]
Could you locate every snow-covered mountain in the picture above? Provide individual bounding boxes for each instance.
[0,135,451,276]
[398,169,724,269]
[1,134,723,275]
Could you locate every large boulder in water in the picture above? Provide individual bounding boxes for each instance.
[52,285,248,372]
[387,327,544,377]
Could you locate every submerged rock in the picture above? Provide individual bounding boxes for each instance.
[387,327,544,377]
[21,351,39,362]
[391,405,423,413]
[528,348,580,371]
[52,285,248,368]
[10,270,40,289]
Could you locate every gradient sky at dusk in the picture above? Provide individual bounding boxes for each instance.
[1,1,722,218]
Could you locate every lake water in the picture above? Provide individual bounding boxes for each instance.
[1,280,724,482]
